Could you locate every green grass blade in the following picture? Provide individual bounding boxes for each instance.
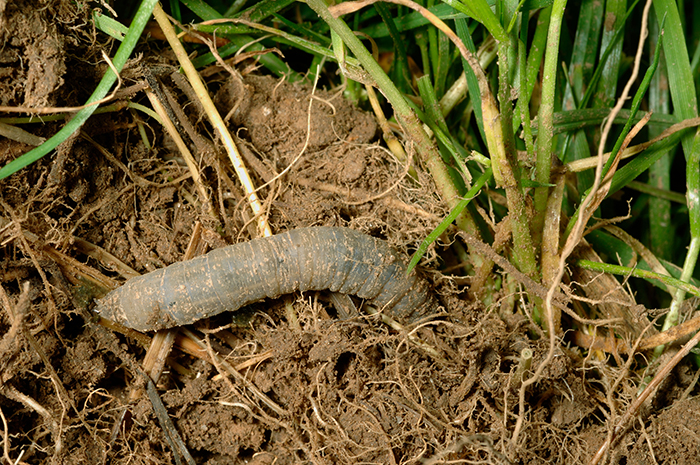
[412,80,471,187]
[601,20,664,180]
[180,0,221,21]
[578,0,640,110]
[238,0,296,21]
[361,4,467,38]
[441,0,508,42]
[169,0,182,22]
[559,0,602,193]
[514,6,549,133]
[407,167,493,273]
[627,181,686,205]
[561,0,603,112]
[647,12,673,260]
[532,0,567,246]
[181,0,297,78]
[608,130,685,198]
[454,17,485,142]
[271,13,331,45]
[590,0,627,108]
[374,3,412,94]
[92,11,128,40]
[224,0,248,16]
[586,229,700,284]
[515,4,533,154]
[415,28,430,82]
[541,108,676,135]
[189,41,242,69]
[432,29,452,98]
[418,75,451,136]
[565,132,595,191]
[576,259,700,298]
[688,133,700,238]
[653,0,698,138]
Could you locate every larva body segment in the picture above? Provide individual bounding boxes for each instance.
[96,227,438,331]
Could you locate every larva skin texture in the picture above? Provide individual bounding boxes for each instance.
[96,227,438,332]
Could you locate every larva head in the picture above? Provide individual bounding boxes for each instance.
[94,274,179,332]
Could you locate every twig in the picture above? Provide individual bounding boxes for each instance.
[144,376,196,465]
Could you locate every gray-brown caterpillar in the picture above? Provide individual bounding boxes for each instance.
[96,227,438,331]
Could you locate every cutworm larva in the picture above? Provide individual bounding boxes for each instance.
[96,227,437,331]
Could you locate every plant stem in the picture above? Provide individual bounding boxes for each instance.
[533,0,567,248]
[654,236,700,359]
[495,38,538,280]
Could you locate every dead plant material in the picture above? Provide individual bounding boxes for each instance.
[153,3,272,236]
[181,328,288,417]
[144,375,196,465]
[590,328,700,464]
[573,312,700,354]
[0,385,62,457]
[571,240,657,338]
[145,20,230,47]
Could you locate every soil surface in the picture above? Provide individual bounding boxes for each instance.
[1,2,699,464]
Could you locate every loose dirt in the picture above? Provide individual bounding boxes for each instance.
[1,2,699,464]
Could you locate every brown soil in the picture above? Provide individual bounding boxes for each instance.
[1,2,699,464]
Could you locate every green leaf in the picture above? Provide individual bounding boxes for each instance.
[602,17,665,181]
[521,0,555,8]
[407,167,493,273]
[361,4,467,38]
[441,0,508,42]
[92,11,128,41]
[454,17,485,142]
[576,259,700,298]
